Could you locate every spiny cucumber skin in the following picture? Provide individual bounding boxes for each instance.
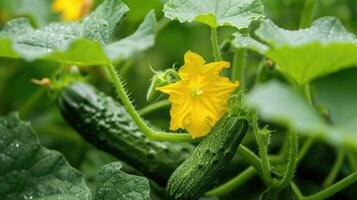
[58,82,194,186]
[167,115,248,200]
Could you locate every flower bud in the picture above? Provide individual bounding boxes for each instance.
[146,69,180,102]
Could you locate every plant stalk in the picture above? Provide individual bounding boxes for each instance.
[300,0,318,28]
[291,172,357,200]
[139,99,171,116]
[252,115,273,185]
[211,27,222,61]
[323,149,345,188]
[106,64,193,142]
[205,166,257,196]
[231,49,246,85]
[277,130,298,190]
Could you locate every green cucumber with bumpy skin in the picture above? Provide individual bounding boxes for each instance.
[57,82,194,186]
[167,115,248,200]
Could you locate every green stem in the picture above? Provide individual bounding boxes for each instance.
[291,182,304,200]
[323,149,345,188]
[254,58,266,86]
[277,130,298,190]
[293,172,357,200]
[106,64,193,142]
[211,27,222,61]
[252,115,273,185]
[156,17,170,32]
[297,137,315,162]
[302,83,312,104]
[205,166,257,196]
[347,152,357,171]
[139,99,171,116]
[300,0,318,28]
[231,49,246,84]
[237,145,262,173]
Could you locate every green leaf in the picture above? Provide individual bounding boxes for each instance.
[163,0,264,29]
[232,17,357,84]
[94,162,150,200]
[0,0,129,64]
[105,10,157,62]
[247,81,357,151]
[232,32,268,54]
[83,0,130,45]
[313,69,357,149]
[0,37,109,65]
[0,1,156,65]
[0,113,90,200]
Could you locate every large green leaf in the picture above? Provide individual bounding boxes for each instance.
[0,0,129,64]
[105,10,157,62]
[313,69,357,148]
[0,114,152,200]
[0,113,90,200]
[247,81,357,151]
[0,37,109,65]
[232,17,357,84]
[94,162,150,200]
[163,0,264,29]
[0,1,157,65]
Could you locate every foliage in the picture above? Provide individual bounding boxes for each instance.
[0,113,151,200]
[233,17,357,84]
[163,0,264,29]
[0,0,156,64]
[0,0,357,199]
[0,113,90,200]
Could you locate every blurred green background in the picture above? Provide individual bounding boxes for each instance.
[0,0,356,199]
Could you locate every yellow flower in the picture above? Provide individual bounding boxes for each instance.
[157,51,239,138]
[52,0,92,20]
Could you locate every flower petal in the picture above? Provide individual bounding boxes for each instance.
[185,100,214,138]
[202,61,230,76]
[179,51,206,81]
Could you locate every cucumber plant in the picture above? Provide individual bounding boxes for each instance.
[0,0,357,200]
[58,81,194,186]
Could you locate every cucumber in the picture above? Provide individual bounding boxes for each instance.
[167,115,248,200]
[57,82,194,186]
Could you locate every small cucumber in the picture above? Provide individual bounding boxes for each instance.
[167,115,248,200]
[57,82,194,186]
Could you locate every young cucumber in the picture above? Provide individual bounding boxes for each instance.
[57,82,194,186]
[167,115,248,200]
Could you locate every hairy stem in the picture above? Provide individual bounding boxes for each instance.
[252,115,273,185]
[277,130,298,190]
[211,27,222,61]
[106,64,193,142]
[205,166,257,196]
